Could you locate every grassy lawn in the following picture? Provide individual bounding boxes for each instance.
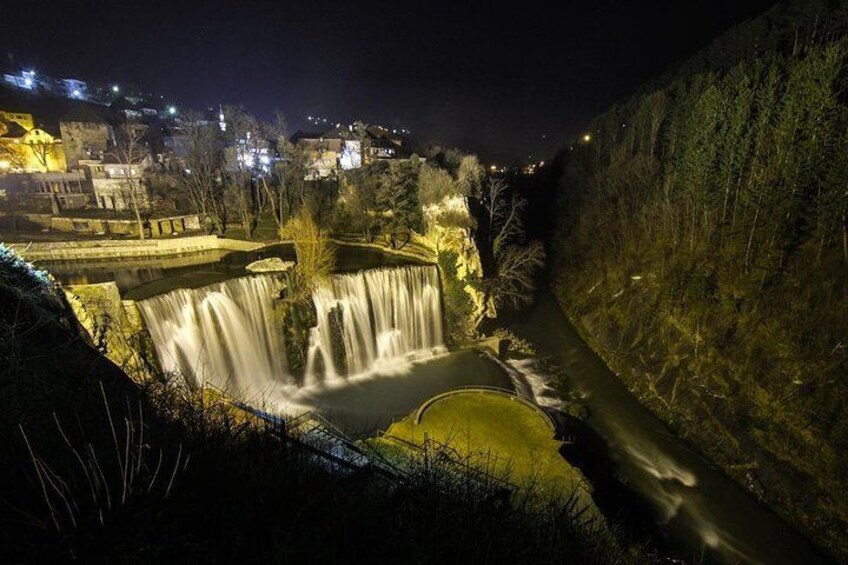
[379,390,591,499]
[222,215,280,242]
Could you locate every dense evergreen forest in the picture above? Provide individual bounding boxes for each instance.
[545,0,848,557]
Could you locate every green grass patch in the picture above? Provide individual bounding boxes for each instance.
[381,390,589,497]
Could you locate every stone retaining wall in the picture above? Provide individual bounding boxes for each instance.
[9,235,264,261]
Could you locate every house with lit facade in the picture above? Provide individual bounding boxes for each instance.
[87,156,152,211]
[291,130,344,180]
[0,111,67,173]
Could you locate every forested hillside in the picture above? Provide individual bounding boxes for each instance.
[548,0,848,557]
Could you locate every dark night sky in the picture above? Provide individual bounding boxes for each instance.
[2,0,776,163]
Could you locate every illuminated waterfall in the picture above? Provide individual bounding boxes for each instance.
[305,265,444,383]
[138,274,289,396]
[140,265,444,396]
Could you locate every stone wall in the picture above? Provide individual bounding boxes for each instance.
[46,213,200,238]
[9,234,265,261]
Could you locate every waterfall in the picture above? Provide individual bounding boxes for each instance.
[305,265,444,383]
[138,274,289,397]
[139,265,444,397]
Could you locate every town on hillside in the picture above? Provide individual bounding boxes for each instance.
[0,66,417,239]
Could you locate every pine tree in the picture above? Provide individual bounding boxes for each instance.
[376,158,423,248]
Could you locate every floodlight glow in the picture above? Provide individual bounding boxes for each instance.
[72,89,81,97]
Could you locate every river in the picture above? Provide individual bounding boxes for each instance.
[505,291,829,564]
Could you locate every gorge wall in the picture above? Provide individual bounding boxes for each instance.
[545,1,848,557]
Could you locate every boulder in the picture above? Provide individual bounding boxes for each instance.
[246,257,296,273]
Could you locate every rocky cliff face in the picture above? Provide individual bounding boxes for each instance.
[65,282,156,381]
[423,195,487,342]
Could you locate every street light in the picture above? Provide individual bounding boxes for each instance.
[112,85,120,93]
[168,106,177,115]
[582,134,592,142]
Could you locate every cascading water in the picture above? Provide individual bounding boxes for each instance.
[305,265,444,383]
[139,265,444,397]
[138,274,289,397]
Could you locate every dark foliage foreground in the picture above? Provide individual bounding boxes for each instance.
[0,247,645,564]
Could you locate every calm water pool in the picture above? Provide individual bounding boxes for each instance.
[37,243,424,300]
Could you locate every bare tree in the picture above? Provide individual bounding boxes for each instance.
[487,242,546,310]
[482,178,524,256]
[260,112,308,239]
[222,106,270,239]
[109,125,149,240]
[478,177,545,315]
[178,112,228,233]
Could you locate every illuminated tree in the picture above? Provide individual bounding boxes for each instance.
[457,154,485,197]
[418,162,456,207]
[281,209,335,293]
